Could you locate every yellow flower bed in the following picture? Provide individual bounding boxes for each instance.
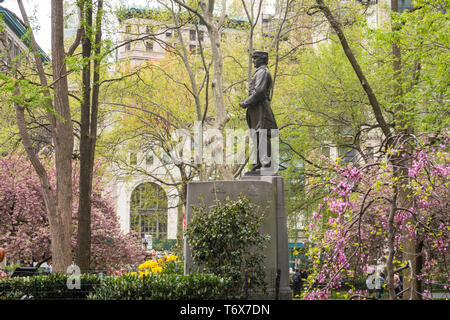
[133,254,178,278]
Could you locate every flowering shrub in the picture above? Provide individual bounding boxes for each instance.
[0,153,146,270]
[302,132,449,300]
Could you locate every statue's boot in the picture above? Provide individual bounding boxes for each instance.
[262,161,271,169]
[250,163,262,172]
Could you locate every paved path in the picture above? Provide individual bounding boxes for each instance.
[431,292,449,299]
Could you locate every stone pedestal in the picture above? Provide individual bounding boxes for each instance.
[184,176,291,300]
[241,175,291,300]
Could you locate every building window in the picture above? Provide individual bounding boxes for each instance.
[125,25,131,33]
[130,152,137,165]
[13,44,19,57]
[146,153,154,166]
[145,41,153,52]
[161,152,171,164]
[322,146,331,157]
[262,14,271,23]
[166,31,172,39]
[366,146,374,161]
[189,29,196,41]
[189,44,198,54]
[130,182,168,240]
[198,31,204,42]
[398,0,412,12]
[125,42,131,51]
[357,0,378,5]
[338,145,358,164]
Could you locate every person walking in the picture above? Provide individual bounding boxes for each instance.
[376,272,386,299]
[394,272,403,298]
[300,269,308,290]
[292,269,302,297]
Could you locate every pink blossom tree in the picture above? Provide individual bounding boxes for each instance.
[0,153,146,271]
[303,132,449,300]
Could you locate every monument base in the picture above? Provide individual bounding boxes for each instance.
[241,175,291,300]
[184,176,291,300]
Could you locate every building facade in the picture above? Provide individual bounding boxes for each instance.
[0,6,30,67]
[106,151,182,248]
[0,6,50,67]
[117,14,208,67]
[116,8,248,68]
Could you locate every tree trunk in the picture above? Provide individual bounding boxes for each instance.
[208,26,228,130]
[208,28,234,179]
[389,0,421,300]
[14,103,58,249]
[399,170,422,300]
[386,187,397,299]
[76,0,103,273]
[172,0,233,180]
[16,0,73,273]
[76,0,93,273]
[51,0,75,273]
[203,7,233,180]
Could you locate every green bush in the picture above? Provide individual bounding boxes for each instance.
[0,273,234,300]
[185,195,270,298]
[152,238,177,251]
[88,273,234,300]
[0,274,102,300]
[162,255,184,275]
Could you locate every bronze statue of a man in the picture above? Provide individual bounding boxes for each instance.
[239,50,278,174]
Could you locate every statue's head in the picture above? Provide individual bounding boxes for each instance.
[252,50,268,68]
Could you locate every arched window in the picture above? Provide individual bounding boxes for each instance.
[130,182,168,240]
